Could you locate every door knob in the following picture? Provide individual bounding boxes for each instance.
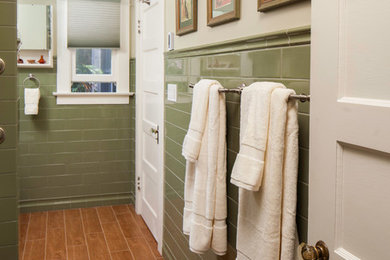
[0,58,5,75]
[150,126,159,144]
[0,128,5,144]
[301,240,329,260]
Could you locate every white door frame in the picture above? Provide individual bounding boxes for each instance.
[135,0,165,253]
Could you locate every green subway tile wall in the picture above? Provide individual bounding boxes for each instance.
[17,59,136,212]
[163,39,310,258]
[0,0,19,258]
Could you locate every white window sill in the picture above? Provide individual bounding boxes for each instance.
[53,92,135,105]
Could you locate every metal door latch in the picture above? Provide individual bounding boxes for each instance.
[140,0,151,5]
[151,126,159,144]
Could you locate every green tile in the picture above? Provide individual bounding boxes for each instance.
[227,197,238,227]
[164,181,184,213]
[0,221,17,245]
[0,150,16,173]
[200,56,214,77]
[0,245,18,260]
[163,227,189,260]
[21,176,47,189]
[165,137,185,166]
[165,107,190,130]
[165,167,184,197]
[165,152,185,181]
[189,57,201,76]
[0,52,16,76]
[245,49,281,78]
[0,2,16,26]
[297,181,308,219]
[0,27,16,52]
[227,222,237,249]
[164,212,200,260]
[0,198,17,222]
[226,126,240,153]
[282,45,311,79]
[0,101,17,124]
[165,121,186,146]
[165,93,192,114]
[212,54,241,77]
[298,147,309,184]
[297,215,308,243]
[298,113,310,149]
[166,58,188,76]
[0,77,17,100]
[226,101,240,128]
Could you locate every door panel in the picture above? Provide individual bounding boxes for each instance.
[136,0,164,252]
[310,1,390,259]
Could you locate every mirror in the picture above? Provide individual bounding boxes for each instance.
[18,4,51,50]
[17,3,53,68]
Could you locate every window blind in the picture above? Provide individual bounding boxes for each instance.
[68,0,120,48]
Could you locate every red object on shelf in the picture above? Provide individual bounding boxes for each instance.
[38,55,46,64]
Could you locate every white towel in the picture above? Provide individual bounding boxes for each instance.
[182,80,227,255]
[24,88,40,115]
[234,87,299,260]
[230,82,284,191]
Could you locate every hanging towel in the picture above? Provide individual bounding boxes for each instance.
[182,79,227,255]
[24,88,40,115]
[233,87,299,260]
[230,82,284,191]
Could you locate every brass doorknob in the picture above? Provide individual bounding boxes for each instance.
[0,58,5,75]
[0,127,5,144]
[301,240,329,260]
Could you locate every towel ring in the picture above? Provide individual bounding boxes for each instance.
[23,74,40,88]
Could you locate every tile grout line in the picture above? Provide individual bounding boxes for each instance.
[62,211,68,260]
[44,212,48,260]
[94,207,114,260]
[21,213,31,260]
[79,208,92,260]
[111,206,136,259]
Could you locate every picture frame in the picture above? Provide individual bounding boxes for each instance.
[258,0,303,12]
[207,0,240,27]
[176,0,198,36]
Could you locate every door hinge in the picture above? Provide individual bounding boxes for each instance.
[137,176,141,191]
[137,20,141,34]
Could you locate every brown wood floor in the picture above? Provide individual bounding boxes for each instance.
[19,204,163,260]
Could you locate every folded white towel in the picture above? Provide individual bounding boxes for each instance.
[230,82,284,191]
[182,80,213,162]
[235,87,299,260]
[182,80,227,255]
[24,88,40,115]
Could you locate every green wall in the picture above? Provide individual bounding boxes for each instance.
[0,0,19,258]
[17,59,136,212]
[163,28,310,259]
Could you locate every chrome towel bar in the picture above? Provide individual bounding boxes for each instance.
[188,83,311,102]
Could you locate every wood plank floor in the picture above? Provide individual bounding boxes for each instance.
[19,204,163,260]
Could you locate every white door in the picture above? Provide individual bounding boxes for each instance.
[135,0,164,252]
[310,1,390,259]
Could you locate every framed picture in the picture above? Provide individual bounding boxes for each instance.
[207,0,240,27]
[258,0,303,12]
[176,0,198,36]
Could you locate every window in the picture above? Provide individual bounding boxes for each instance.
[55,0,131,104]
[71,49,116,93]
